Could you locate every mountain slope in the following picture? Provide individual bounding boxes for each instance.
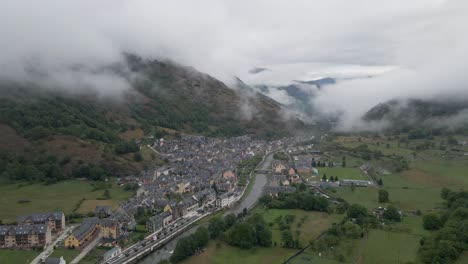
[0,56,301,182]
[363,98,468,133]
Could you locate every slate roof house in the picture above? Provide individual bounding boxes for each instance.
[0,224,51,248]
[18,211,65,235]
[65,217,100,249]
[95,206,112,218]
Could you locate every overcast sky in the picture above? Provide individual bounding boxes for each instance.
[1,0,467,127]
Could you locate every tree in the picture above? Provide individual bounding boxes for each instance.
[133,152,143,162]
[322,174,327,182]
[342,221,361,238]
[423,213,442,230]
[103,189,111,199]
[347,204,368,220]
[208,217,225,239]
[342,156,346,167]
[224,213,237,228]
[329,176,335,182]
[377,178,383,186]
[383,205,401,222]
[281,229,295,248]
[441,187,452,200]
[378,190,389,203]
[227,223,256,249]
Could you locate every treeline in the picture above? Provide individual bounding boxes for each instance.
[170,226,210,263]
[0,97,121,143]
[0,151,110,183]
[259,187,330,212]
[170,212,272,263]
[237,155,263,186]
[419,188,468,264]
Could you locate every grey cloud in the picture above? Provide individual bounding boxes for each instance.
[1,0,467,129]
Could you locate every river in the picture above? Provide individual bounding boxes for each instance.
[139,152,275,263]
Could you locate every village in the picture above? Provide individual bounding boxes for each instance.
[0,135,293,264]
[0,134,397,264]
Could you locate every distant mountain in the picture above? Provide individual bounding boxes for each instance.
[363,98,468,132]
[248,67,270,74]
[294,77,336,89]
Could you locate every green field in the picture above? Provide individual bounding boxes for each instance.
[0,180,132,222]
[360,229,421,264]
[257,208,342,246]
[183,241,297,264]
[0,249,38,264]
[50,246,80,262]
[319,167,367,181]
[331,186,380,209]
[80,246,109,264]
[291,228,422,264]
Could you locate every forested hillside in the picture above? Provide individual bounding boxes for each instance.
[0,56,305,183]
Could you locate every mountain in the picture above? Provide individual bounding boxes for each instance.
[0,55,304,183]
[363,98,468,133]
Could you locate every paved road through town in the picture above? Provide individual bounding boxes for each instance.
[138,151,276,264]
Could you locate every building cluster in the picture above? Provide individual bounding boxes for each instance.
[112,135,289,233]
[0,211,65,249]
[64,216,120,249]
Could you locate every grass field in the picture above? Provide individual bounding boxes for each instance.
[0,180,132,222]
[331,186,380,209]
[291,228,422,264]
[359,229,420,264]
[256,208,342,246]
[183,241,297,264]
[50,246,80,262]
[319,167,367,181]
[80,246,109,264]
[0,249,39,264]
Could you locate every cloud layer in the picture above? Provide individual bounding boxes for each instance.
[1,0,467,127]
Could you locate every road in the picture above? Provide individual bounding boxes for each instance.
[70,235,101,264]
[106,215,203,264]
[30,225,74,264]
[138,151,276,264]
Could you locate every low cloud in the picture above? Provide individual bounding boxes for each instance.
[1,0,467,128]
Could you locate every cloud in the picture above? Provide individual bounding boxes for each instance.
[1,0,468,126]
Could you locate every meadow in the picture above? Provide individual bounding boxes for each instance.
[0,249,39,264]
[0,180,132,222]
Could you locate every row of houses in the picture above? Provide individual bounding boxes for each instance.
[64,217,119,249]
[0,211,65,249]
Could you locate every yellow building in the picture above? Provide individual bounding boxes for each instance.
[65,218,99,248]
[97,219,120,239]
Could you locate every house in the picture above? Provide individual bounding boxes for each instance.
[295,161,311,174]
[288,168,296,176]
[0,224,51,248]
[193,189,216,206]
[215,194,236,208]
[103,246,122,262]
[267,186,296,197]
[339,179,371,187]
[222,170,237,182]
[18,211,65,234]
[64,217,99,249]
[178,197,199,217]
[146,211,173,233]
[270,174,289,186]
[94,206,112,218]
[45,256,66,264]
[98,219,120,239]
[272,162,286,173]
